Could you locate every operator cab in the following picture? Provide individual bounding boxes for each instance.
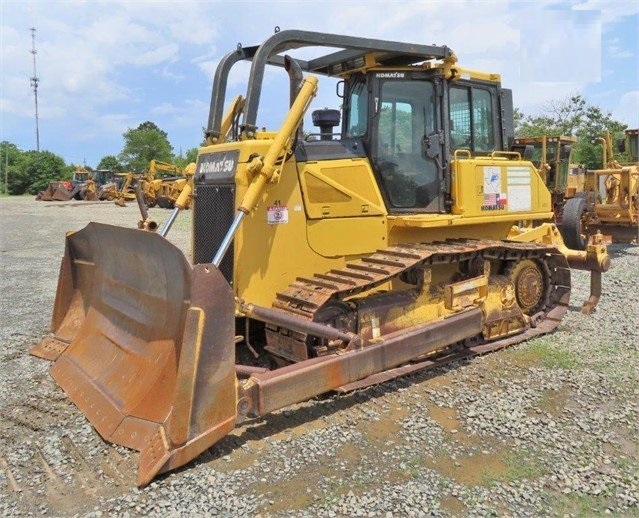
[342,70,507,214]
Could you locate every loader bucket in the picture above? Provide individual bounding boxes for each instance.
[38,182,57,201]
[52,182,74,201]
[30,223,238,485]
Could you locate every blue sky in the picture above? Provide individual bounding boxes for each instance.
[1,0,637,168]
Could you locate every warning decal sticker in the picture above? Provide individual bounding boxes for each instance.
[267,205,289,224]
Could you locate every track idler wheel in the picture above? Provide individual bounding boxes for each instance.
[506,259,550,316]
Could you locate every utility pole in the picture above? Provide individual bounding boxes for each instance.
[30,27,40,152]
[4,149,8,195]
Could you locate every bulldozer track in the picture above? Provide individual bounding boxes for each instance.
[1,409,47,432]
[35,445,65,492]
[273,239,571,372]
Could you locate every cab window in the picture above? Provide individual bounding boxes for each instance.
[346,79,368,137]
[449,86,495,152]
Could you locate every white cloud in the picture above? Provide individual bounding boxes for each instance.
[609,47,634,59]
[613,91,639,127]
[160,66,186,82]
[572,0,639,23]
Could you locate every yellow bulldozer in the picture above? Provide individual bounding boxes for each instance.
[140,159,188,208]
[153,161,196,209]
[31,30,611,487]
[512,135,578,203]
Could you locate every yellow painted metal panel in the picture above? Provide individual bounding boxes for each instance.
[306,216,387,257]
[387,211,554,229]
[233,159,335,308]
[233,155,389,307]
[451,158,551,217]
[299,160,386,219]
[387,220,517,246]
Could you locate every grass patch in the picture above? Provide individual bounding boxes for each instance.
[502,449,546,482]
[482,449,546,486]
[399,456,422,479]
[505,339,579,370]
[537,346,578,369]
[552,493,612,516]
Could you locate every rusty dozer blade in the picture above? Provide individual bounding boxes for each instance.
[30,223,238,486]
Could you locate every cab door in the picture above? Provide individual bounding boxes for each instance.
[370,74,444,213]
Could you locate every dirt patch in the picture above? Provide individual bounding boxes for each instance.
[440,495,466,514]
[425,450,508,486]
[537,387,570,417]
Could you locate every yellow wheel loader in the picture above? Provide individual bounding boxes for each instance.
[31,30,610,486]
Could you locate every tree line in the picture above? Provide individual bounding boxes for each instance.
[514,94,630,167]
[0,121,199,196]
[1,95,633,196]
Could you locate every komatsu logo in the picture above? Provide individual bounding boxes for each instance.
[376,72,405,78]
[197,150,239,183]
[200,159,235,174]
[199,155,236,174]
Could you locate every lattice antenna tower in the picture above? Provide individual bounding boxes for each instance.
[30,27,40,151]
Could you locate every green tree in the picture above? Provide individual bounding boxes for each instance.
[174,146,200,168]
[118,121,174,173]
[96,155,125,172]
[379,105,413,152]
[515,94,627,168]
[0,141,23,195]
[516,95,587,137]
[8,150,69,195]
[573,105,627,168]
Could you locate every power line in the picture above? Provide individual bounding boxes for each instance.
[30,27,40,152]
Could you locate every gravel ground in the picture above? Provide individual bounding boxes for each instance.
[0,195,637,517]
